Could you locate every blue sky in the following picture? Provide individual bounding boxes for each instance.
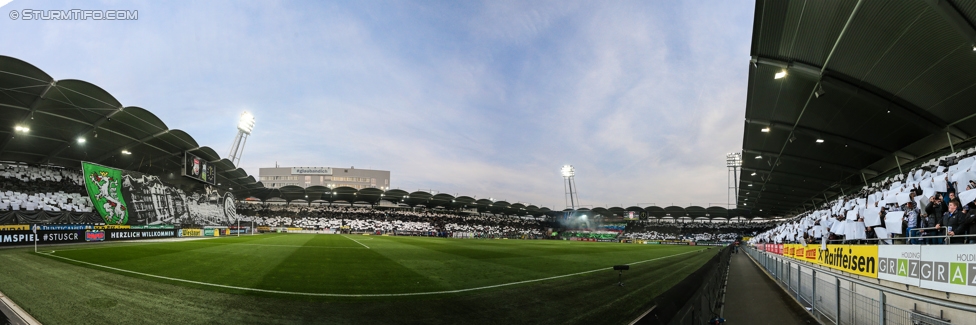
[0,0,754,210]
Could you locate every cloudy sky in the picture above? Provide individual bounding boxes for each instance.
[0,0,754,210]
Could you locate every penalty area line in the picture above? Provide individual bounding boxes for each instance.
[341,235,370,249]
[37,248,705,297]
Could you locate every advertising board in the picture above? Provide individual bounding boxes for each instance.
[918,245,976,296]
[0,230,85,246]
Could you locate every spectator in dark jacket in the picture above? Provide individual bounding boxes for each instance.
[965,206,976,244]
[942,200,966,244]
[924,196,944,244]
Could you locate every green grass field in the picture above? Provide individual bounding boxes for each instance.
[0,234,718,324]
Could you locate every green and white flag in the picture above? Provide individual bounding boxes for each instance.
[81,162,129,225]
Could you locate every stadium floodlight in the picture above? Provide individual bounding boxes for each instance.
[560,165,575,177]
[750,172,756,176]
[561,165,581,209]
[77,137,86,144]
[760,127,770,133]
[121,150,132,155]
[238,111,256,134]
[816,138,824,143]
[755,155,762,159]
[14,125,29,133]
[228,111,256,166]
[774,70,787,79]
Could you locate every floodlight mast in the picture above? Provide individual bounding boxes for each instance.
[228,111,256,166]
[726,152,742,217]
[561,165,580,210]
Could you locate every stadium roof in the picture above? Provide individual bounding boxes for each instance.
[739,0,976,216]
[0,55,263,197]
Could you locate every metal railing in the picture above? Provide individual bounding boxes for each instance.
[744,247,976,325]
[822,230,976,245]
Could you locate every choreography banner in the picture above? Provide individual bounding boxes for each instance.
[81,161,237,226]
[82,162,129,224]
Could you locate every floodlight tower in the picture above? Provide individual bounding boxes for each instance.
[561,165,581,210]
[726,152,742,210]
[228,111,255,166]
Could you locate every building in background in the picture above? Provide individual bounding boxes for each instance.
[258,166,390,190]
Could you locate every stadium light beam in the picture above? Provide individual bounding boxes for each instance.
[14,125,29,133]
[560,165,574,177]
[238,111,256,134]
[77,137,86,144]
[228,111,256,166]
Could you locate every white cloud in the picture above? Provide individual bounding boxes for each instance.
[0,0,754,209]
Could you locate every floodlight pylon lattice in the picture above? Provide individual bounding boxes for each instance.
[561,165,581,210]
[727,152,742,219]
[228,111,255,166]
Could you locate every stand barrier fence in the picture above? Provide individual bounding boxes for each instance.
[635,246,731,325]
[744,247,975,325]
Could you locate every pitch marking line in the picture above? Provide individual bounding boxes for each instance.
[37,248,705,297]
[341,235,370,249]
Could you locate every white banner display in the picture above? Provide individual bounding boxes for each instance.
[878,245,921,287]
[864,208,882,227]
[885,212,904,235]
[935,178,948,192]
[919,245,976,296]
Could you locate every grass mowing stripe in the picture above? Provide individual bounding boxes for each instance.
[341,235,370,249]
[230,243,366,249]
[39,248,705,297]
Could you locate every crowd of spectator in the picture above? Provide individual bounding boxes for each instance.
[237,203,775,241]
[751,148,976,245]
[0,163,781,243]
[238,204,551,237]
[620,220,776,242]
[0,163,92,212]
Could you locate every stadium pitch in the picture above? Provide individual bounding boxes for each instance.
[0,234,718,324]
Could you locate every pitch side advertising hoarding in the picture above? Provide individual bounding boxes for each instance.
[0,230,84,246]
[781,244,878,278]
[918,245,976,296]
[776,244,976,296]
